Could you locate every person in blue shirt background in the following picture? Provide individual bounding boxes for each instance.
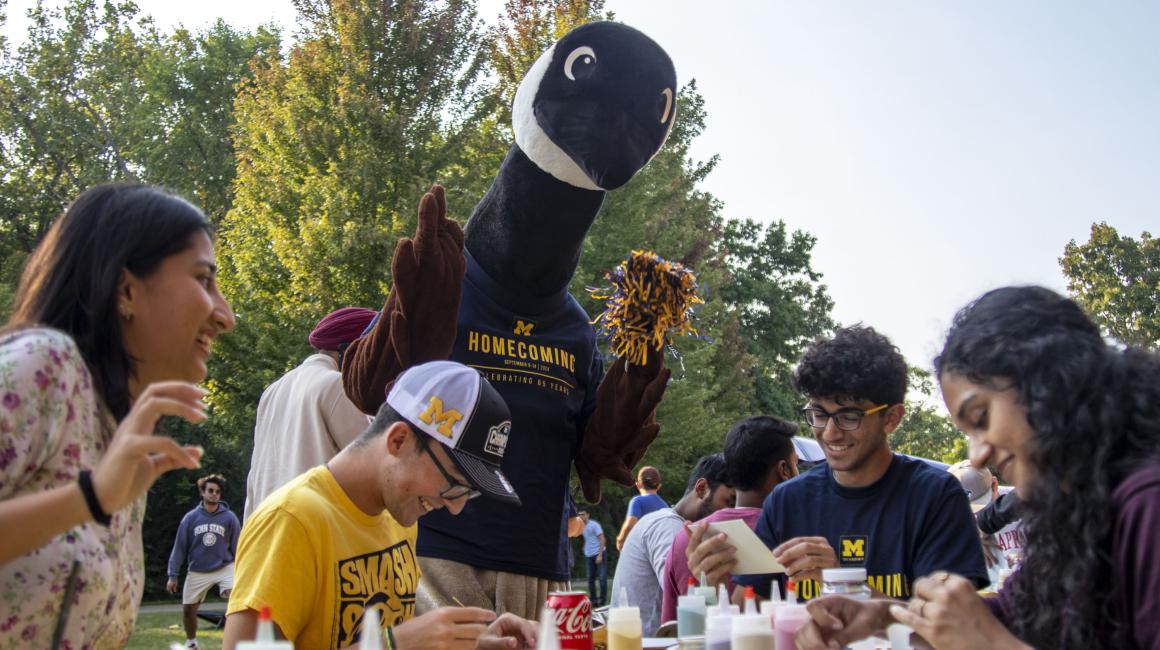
[580,511,607,606]
[616,466,668,551]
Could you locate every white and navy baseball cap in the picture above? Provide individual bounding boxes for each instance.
[386,361,520,505]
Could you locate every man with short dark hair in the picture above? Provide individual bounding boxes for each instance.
[224,361,536,650]
[616,465,667,551]
[167,474,241,650]
[662,416,799,621]
[612,454,734,635]
[691,326,987,601]
[579,511,607,606]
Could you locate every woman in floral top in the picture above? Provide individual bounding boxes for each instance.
[0,184,235,648]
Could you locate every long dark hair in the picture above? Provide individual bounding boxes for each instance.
[6,183,211,420]
[935,285,1160,649]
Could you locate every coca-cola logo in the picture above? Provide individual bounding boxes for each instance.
[553,601,592,635]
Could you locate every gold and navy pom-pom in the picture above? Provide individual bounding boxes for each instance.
[590,250,704,366]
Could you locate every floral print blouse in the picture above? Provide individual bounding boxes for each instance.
[0,328,146,649]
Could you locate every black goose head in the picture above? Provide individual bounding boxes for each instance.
[512,22,678,191]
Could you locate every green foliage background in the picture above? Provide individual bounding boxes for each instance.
[2,0,983,592]
[1060,222,1159,349]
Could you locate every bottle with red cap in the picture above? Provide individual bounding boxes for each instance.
[678,576,708,637]
[731,587,773,650]
[236,605,295,649]
[773,581,808,650]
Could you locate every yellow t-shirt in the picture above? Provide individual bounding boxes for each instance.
[228,466,420,648]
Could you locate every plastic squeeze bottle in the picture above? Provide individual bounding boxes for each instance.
[743,587,759,616]
[236,605,294,649]
[359,608,383,650]
[536,606,562,650]
[678,577,708,637]
[759,579,783,629]
[704,585,735,650]
[607,588,643,650]
[731,587,774,650]
[773,580,809,650]
[693,572,718,608]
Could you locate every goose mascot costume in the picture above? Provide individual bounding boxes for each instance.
[343,22,677,618]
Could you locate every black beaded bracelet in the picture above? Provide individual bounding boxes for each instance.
[77,470,112,526]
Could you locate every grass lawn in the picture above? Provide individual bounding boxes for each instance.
[126,612,223,650]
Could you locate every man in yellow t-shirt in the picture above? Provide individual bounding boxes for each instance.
[224,361,536,650]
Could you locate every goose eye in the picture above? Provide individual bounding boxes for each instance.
[659,88,674,124]
[564,46,597,81]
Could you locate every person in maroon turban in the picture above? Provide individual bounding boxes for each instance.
[243,307,377,519]
[308,307,377,359]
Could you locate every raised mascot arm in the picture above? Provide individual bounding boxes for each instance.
[342,184,465,414]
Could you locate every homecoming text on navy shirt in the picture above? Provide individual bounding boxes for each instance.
[416,253,601,581]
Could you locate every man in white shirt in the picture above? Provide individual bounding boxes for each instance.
[610,453,735,635]
[244,307,377,519]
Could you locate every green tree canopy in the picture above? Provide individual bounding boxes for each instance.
[0,0,277,314]
[1060,222,1159,348]
[890,367,967,465]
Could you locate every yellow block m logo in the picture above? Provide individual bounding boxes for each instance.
[418,396,462,438]
[513,320,535,336]
[841,538,866,560]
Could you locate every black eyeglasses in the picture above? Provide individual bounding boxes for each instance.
[415,434,481,501]
[801,403,890,432]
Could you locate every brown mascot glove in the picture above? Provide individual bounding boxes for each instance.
[342,184,465,414]
[576,347,670,503]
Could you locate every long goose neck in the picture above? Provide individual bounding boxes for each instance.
[464,146,605,299]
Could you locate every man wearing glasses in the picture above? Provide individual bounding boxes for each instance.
[689,325,986,602]
[167,474,241,649]
[224,361,537,650]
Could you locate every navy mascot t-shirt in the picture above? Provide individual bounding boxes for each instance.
[416,252,601,581]
[736,454,988,600]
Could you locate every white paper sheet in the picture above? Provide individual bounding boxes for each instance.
[703,518,785,575]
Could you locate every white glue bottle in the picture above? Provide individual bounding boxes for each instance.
[236,605,294,649]
[359,608,383,650]
[731,586,774,650]
[607,587,643,650]
[536,606,562,650]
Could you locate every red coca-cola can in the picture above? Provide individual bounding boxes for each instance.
[547,590,592,650]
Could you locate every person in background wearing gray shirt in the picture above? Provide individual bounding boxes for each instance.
[610,454,735,635]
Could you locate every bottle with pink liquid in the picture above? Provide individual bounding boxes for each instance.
[772,604,808,650]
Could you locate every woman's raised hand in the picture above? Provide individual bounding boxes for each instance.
[92,381,207,514]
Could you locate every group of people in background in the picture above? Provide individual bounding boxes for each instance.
[0,182,1158,650]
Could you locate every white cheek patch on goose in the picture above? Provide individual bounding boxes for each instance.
[653,87,676,156]
[660,88,674,124]
[512,43,604,192]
